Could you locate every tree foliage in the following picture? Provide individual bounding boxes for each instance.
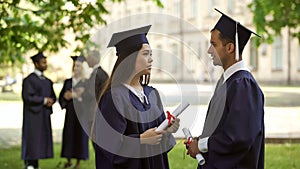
[248,0,300,45]
[0,0,163,65]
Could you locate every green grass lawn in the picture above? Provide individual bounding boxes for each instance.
[0,141,299,169]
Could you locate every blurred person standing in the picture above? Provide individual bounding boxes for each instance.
[21,52,56,169]
[85,50,109,101]
[58,56,89,169]
[186,9,265,169]
[81,50,109,140]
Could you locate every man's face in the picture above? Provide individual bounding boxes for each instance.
[207,29,226,67]
[35,58,47,72]
[86,56,94,67]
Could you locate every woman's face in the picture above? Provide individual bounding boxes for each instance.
[135,43,153,76]
[73,61,83,77]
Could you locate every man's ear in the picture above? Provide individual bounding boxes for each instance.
[226,42,235,54]
[33,62,38,68]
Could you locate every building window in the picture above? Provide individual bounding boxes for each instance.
[272,36,283,70]
[208,0,216,16]
[158,0,165,13]
[172,44,178,73]
[298,45,300,70]
[190,0,197,18]
[227,0,235,14]
[188,42,195,72]
[249,38,258,71]
[156,45,162,72]
[173,0,180,17]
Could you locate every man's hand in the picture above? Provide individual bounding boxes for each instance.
[74,87,85,97]
[187,138,201,158]
[45,97,54,107]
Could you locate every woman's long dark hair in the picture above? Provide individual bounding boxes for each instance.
[91,43,151,139]
[97,43,151,104]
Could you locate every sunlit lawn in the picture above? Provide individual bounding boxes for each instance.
[0,140,299,169]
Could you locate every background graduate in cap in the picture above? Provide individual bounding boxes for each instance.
[186,9,265,169]
[93,25,180,169]
[21,52,56,169]
[58,55,89,169]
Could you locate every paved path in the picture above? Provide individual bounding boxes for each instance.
[0,84,299,148]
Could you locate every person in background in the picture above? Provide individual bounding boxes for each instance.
[59,56,89,169]
[93,25,180,169]
[186,9,265,169]
[81,50,109,140]
[85,50,109,101]
[21,52,56,169]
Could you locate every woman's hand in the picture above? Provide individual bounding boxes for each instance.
[165,118,180,133]
[63,90,73,100]
[140,128,163,145]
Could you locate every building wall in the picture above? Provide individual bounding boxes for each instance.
[97,0,300,84]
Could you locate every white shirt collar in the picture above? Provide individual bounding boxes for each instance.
[123,84,149,104]
[33,69,43,76]
[72,77,82,86]
[93,64,100,69]
[223,60,249,83]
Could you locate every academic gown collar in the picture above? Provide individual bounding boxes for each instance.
[223,60,249,83]
[33,69,43,77]
[123,84,149,105]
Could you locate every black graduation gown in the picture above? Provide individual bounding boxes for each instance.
[94,85,175,169]
[21,73,56,160]
[59,78,89,159]
[199,70,265,169]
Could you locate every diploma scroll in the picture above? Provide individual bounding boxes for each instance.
[182,128,205,165]
[155,102,190,132]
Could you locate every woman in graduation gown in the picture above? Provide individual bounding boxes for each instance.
[59,56,89,169]
[92,25,180,169]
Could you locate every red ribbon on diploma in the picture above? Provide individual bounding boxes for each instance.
[166,111,175,125]
[186,137,192,146]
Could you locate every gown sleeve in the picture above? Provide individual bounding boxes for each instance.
[22,76,45,113]
[97,91,141,166]
[58,80,69,109]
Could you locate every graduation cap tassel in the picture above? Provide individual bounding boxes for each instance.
[235,22,239,61]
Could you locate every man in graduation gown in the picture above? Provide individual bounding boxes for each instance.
[80,50,109,137]
[85,50,109,101]
[186,9,265,169]
[21,52,56,169]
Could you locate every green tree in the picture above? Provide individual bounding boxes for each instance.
[0,0,163,66]
[248,0,300,84]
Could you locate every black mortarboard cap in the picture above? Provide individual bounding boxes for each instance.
[71,55,86,62]
[107,25,151,57]
[30,52,46,62]
[213,8,260,60]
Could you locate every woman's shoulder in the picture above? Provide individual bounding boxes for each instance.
[143,85,156,90]
[102,85,127,100]
[143,85,157,94]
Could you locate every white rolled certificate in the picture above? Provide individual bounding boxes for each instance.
[155,102,190,131]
